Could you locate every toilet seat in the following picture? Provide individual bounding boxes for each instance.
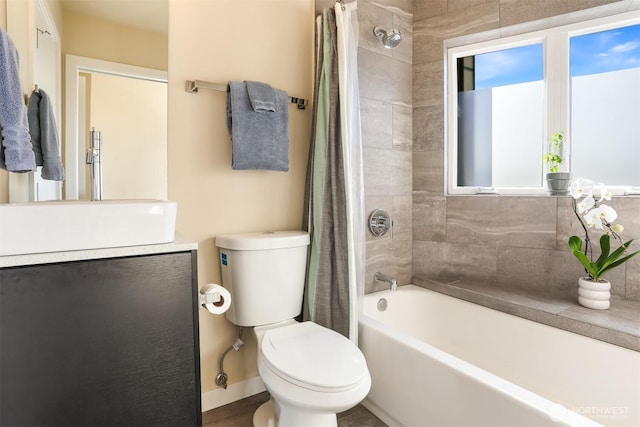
[260,321,368,393]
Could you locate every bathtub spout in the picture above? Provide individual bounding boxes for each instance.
[374,272,397,291]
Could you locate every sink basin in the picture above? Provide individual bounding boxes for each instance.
[0,200,177,256]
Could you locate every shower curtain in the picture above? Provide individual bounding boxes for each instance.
[303,1,364,343]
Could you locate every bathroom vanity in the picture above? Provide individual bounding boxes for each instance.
[0,239,201,426]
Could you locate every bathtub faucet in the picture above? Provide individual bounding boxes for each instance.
[374,272,397,291]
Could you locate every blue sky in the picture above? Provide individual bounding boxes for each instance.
[474,24,640,89]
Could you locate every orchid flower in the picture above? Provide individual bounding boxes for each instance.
[584,205,617,229]
[576,195,595,214]
[596,182,612,202]
[568,178,639,282]
[569,177,594,199]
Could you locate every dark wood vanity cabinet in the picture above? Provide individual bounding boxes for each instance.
[0,251,202,427]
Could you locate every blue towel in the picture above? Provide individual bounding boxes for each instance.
[0,28,36,173]
[245,81,276,112]
[28,89,65,181]
[227,81,289,171]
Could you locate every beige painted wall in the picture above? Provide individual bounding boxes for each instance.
[168,0,313,395]
[0,0,6,28]
[89,73,167,200]
[62,9,167,71]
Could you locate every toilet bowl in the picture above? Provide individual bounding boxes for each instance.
[253,321,371,427]
[214,231,371,427]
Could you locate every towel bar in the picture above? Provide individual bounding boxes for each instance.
[185,79,307,110]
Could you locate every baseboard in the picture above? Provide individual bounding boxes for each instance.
[361,398,400,427]
[201,376,266,412]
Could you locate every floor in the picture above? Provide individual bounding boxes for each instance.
[202,391,387,427]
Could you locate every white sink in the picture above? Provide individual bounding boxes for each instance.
[0,200,177,256]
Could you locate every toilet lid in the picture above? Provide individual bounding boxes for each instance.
[260,321,368,392]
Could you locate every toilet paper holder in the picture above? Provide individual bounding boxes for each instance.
[199,292,222,306]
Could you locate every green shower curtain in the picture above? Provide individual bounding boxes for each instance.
[303,2,364,342]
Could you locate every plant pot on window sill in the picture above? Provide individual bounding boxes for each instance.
[578,277,610,310]
[545,172,571,196]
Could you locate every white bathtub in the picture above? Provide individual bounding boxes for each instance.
[359,285,640,427]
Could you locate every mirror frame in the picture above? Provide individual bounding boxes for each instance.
[64,54,167,200]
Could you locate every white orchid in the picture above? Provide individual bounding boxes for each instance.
[576,195,595,214]
[584,204,617,229]
[569,177,594,199]
[568,178,639,282]
[596,182,612,201]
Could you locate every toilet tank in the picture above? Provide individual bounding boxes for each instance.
[215,231,310,327]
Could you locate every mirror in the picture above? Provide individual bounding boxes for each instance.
[65,55,167,200]
[8,0,168,202]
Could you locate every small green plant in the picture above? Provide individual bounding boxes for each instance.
[543,132,565,173]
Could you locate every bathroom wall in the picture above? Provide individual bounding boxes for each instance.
[316,0,414,293]
[62,8,167,71]
[0,0,5,29]
[168,0,313,401]
[412,0,640,300]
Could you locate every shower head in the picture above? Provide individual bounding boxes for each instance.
[373,27,402,49]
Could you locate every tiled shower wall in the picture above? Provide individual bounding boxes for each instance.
[412,0,640,300]
[316,0,415,293]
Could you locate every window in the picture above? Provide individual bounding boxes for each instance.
[446,8,640,195]
[570,25,640,186]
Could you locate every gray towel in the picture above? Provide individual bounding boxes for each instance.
[0,28,36,173]
[28,89,65,181]
[227,81,289,171]
[245,80,276,112]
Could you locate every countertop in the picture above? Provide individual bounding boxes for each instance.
[413,276,640,352]
[0,236,198,268]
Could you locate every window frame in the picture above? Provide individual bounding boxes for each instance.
[444,6,640,196]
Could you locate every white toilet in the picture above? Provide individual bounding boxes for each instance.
[215,231,371,427]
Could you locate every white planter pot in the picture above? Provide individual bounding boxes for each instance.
[578,277,611,310]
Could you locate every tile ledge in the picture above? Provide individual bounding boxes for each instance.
[412,276,640,352]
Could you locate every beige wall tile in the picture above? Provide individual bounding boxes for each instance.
[446,196,557,249]
[413,240,498,284]
[392,195,413,241]
[393,104,413,151]
[499,0,621,27]
[626,256,640,299]
[361,97,393,150]
[413,105,444,152]
[414,1,499,64]
[412,150,444,194]
[413,193,447,241]
[414,0,447,21]
[496,246,626,296]
[413,60,444,108]
[364,147,413,196]
[359,48,413,105]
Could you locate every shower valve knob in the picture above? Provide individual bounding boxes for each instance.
[368,209,392,237]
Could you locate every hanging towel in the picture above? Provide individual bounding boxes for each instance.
[245,80,276,112]
[0,28,36,173]
[227,81,289,171]
[27,89,65,181]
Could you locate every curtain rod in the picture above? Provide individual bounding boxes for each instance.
[185,79,307,110]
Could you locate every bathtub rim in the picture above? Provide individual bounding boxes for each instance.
[406,277,640,352]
